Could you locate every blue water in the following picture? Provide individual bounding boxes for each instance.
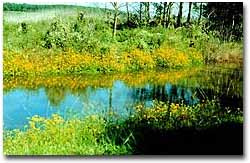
[4,80,199,130]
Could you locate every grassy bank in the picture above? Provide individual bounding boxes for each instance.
[3,9,243,76]
[4,100,243,155]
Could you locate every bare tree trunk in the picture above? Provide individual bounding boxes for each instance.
[144,2,150,25]
[186,2,192,25]
[113,13,118,37]
[126,2,130,23]
[198,2,203,24]
[139,2,142,24]
[111,2,118,37]
[163,2,167,27]
[147,2,150,24]
[176,2,183,27]
[166,2,173,28]
[166,2,172,28]
[159,2,163,26]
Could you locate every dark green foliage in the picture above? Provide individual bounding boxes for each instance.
[20,22,27,33]
[105,100,243,154]
[42,18,70,49]
[116,29,164,52]
[203,2,243,41]
[4,3,85,12]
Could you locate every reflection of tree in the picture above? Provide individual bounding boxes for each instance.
[152,85,166,101]
[194,68,243,109]
[131,84,168,103]
[109,88,112,110]
[131,84,199,105]
[45,87,66,106]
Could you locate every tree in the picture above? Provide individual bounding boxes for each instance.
[111,2,119,37]
[166,2,173,28]
[126,2,130,23]
[198,3,203,24]
[144,2,150,25]
[153,2,163,26]
[186,2,192,25]
[163,2,167,27]
[193,2,203,24]
[139,2,142,24]
[203,2,243,41]
[176,2,183,27]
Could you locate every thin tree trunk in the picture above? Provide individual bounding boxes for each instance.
[186,2,192,25]
[159,2,163,25]
[166,2,172,28]
[145,2,150,25]
[198,2,203,24]
[167,3,173,28]
[139,2,142,24]
[176,2,183,27]
[147,2,150,24]
[111,2,118,37]
[126,2,130,23]
[113,13,118,37]
[163,2,167,27]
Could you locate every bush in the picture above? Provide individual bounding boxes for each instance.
[117,29,164,52]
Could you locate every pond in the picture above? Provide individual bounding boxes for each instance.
[3,65,243,130]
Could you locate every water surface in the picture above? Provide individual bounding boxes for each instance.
[4,66,243,130]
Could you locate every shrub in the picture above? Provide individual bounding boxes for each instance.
[42,18,71,49]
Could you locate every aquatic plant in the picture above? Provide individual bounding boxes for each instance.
[129,100,243,129]
[3,99,243,155]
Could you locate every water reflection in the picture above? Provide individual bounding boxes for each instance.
[3,66,243,130]
[131,84,199,105]
[45,87,67,106]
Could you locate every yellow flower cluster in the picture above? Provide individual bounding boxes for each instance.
[3,47,203,76]
[122,49,155,71]
[133,101,195,123]
[154,46,195,68]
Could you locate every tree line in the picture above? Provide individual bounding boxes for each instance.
[111,2,243,41]
[3,3,77,11]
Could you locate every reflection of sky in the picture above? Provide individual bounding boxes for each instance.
[4,81,200,130]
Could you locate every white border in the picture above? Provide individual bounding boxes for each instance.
[2,0,248,4]
[0,0,248,163]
